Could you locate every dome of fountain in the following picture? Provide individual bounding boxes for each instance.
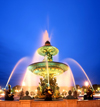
[45,41,51,46]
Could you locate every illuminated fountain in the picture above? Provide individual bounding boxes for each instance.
[28,41,69,98]
[4,30,93,99]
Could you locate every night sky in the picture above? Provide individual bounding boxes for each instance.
[0,0,100,88]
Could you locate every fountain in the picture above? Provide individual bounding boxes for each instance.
[1,31,100,107]
[4,35,93,100]
[28,41,69,98]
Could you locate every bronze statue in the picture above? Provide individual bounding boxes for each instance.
[44,86,53,101]
[5,84,14,101]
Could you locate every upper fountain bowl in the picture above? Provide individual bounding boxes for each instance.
[37,41,59,56]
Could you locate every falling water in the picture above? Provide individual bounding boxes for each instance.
[56,67,76,92]
[62,62,76,90]
[31,50,44,63]
[53,53,59,62]
[22,68,41,87]
[22,51,43,87]
[65,58,93,89]
[66,64,76,90]
[45,55,49,85]
[22,68,28,86]
[5,57,27,89]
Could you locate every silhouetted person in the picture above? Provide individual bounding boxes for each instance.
[20,91,32,100]
[73,90,78,99]
[20,89,24,99]
[44,86,53,101]
[84,94,88,100]
[66,90,75,99]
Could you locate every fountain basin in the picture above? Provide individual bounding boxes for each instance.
[28,61,69,77]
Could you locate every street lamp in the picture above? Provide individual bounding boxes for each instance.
[85,81,89,87]
[85,81,89,92]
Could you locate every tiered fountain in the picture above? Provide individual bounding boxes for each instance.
[28,41,69,98]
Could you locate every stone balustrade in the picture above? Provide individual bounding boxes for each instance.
[0,99,100,107]
[77,100,100,107]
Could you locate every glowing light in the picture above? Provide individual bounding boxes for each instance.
[15,90,19,92]
[1,93,5,96]
[77,89,81,92]
[85,81,89,86]
[98,87,100,91]
[0,89,2,92]
[22,81,26,86]
[63,89,65,92]
[5,57,27,89]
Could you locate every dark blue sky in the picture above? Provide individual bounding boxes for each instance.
[0,0,100,88]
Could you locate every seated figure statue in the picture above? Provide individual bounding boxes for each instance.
[84,86,93,100]
[5,84,14,101]
[20,91,32,100]
[65,90,75,99]
[87,87,93,100]
[44,86,53,101]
